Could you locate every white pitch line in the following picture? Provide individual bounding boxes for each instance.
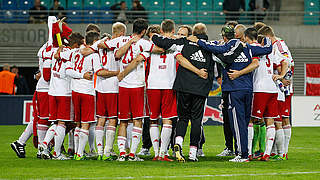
[51,171,320,180]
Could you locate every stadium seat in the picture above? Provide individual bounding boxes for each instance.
[197,0,213,24]
[84,0,99,9]
[100,0,114,9]
[181,0,196,24]
[67,0,83,24]
[304,0,320,25]
[58,0,66,8]
[40,0,51,9]
[18,0,33,10]
[139,0,149,9]
[2,0,18,9]
[99,0,115,24]
[83,0,100,23]
[164,0,180,23]
[213,0,225,24]
[1,0,18,23]
[148,0,164,24]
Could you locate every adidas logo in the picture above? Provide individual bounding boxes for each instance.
[257,110,261,114]
[234,52,249,63]
[190,50,206,62]
[285,109,288,112]
[154,139,159,143]
[133,136,138,139]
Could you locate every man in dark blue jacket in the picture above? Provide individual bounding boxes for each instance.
[189,25,272,162]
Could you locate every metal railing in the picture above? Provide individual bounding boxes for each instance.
[0,10,319,25]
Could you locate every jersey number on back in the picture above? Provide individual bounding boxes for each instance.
[74,54,84,73]
[122,46,133,64]
[266,55,271,68]
[101,50,108,66]
[52,60,63,72]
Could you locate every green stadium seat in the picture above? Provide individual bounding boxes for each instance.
[148,0,164,24]
[40,0,51,9]
[139,0,149,9]
[100,0,115,8]
[67,0,83,23]
[67,0,82,9]
[181,0,196,24]
[213,0,224,24]
[84,0,100,9]
[197,0,213,24]
[164,0,180,23]
[304,0,320,25]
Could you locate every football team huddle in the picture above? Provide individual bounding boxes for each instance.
[10,16,293,163]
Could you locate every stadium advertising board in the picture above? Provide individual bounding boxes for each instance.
[23,100,33,125]
[292,96,320,127]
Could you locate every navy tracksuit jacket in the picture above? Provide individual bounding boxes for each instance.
[197,38,272,158]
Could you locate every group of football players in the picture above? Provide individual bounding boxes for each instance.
[10,16,293,163]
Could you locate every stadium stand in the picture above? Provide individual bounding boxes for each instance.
[67,0,83,23]
[304,0,320,24]
[148,0,164,24]
[197,0,213,24]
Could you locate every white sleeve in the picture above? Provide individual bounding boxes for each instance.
[90,39,103,51]
[37,42,48,57]
[138,40,154,52]
[59,49,73,61]
[104,37,119,50]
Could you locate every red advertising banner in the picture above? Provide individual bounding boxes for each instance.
[305,64,320,96]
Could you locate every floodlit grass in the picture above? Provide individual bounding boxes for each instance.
[1,125,320,179]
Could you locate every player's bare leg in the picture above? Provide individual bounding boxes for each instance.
[117,120,128,161]
[149,120,160,160]
[128,119,143,161]
[76,123,90,160]
[95,117,106,159]
[260,118,275,161]
[103,118,117,161]
[159,119,173,162]
[282,117,291,159]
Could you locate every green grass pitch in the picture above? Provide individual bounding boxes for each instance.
[1,125,320,179]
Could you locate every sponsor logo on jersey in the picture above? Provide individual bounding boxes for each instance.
[234,52,249,63]
[190,50,206,62]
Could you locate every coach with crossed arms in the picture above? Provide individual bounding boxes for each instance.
[151,23,242,162]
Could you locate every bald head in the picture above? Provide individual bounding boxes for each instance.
[192,23,207,36]
[3,64,10,71]
[235,24,246,42]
